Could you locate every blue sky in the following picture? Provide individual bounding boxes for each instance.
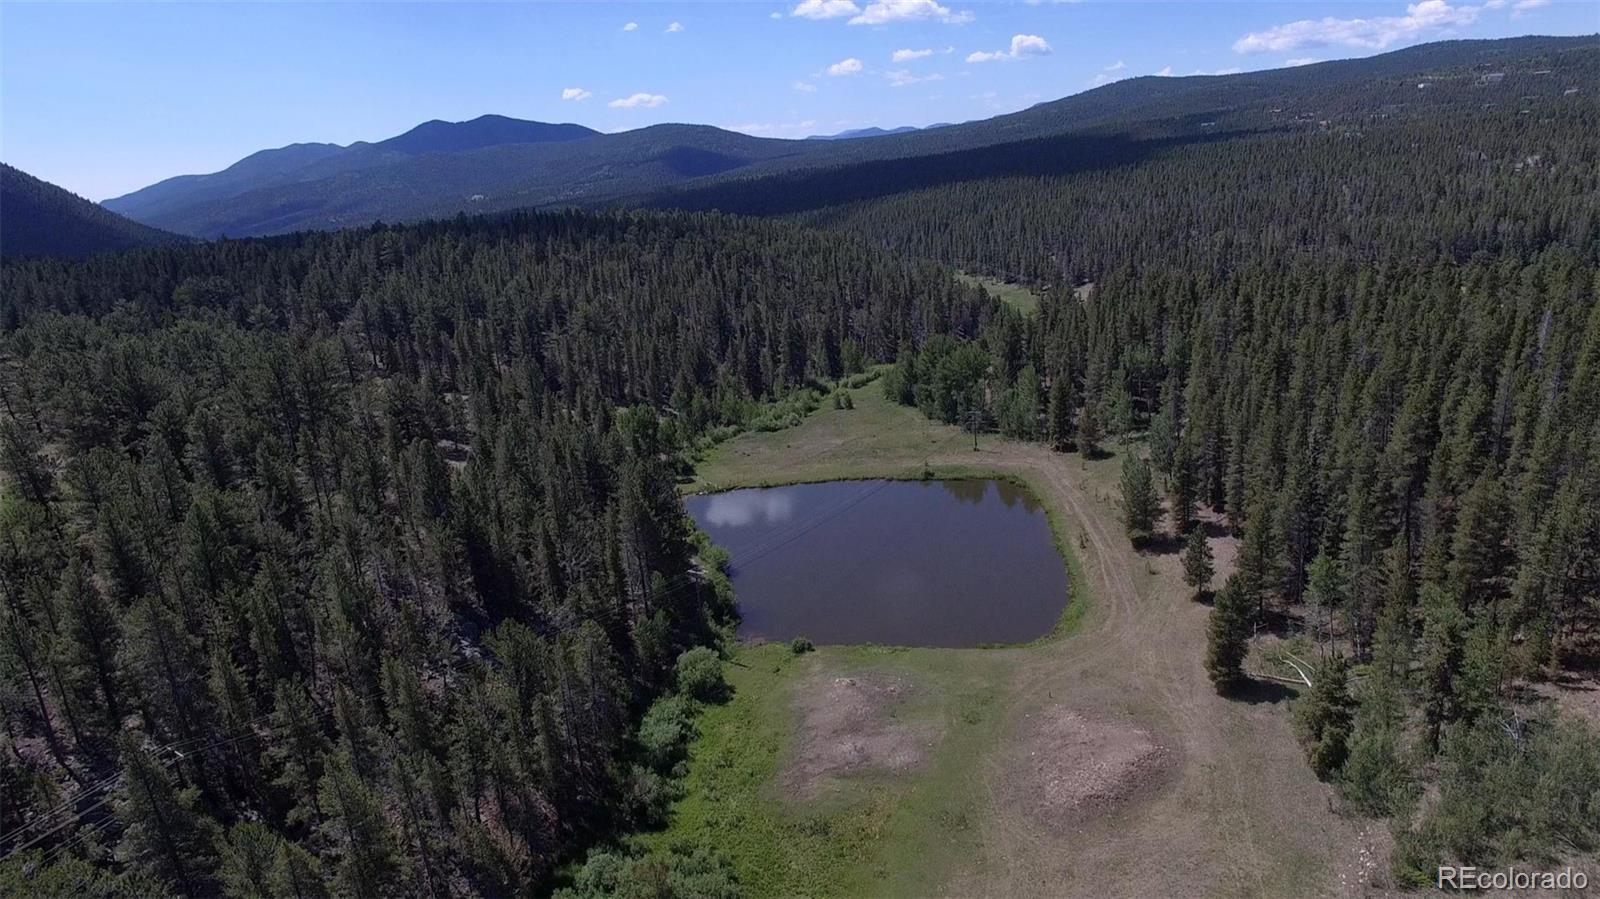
[2,0,1594,200]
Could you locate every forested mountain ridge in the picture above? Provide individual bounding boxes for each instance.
[0,209,996,895]
[104,119,820,240]
[655,35,1598,220]
[101,36,1595,241]
[0,164,187,259]
[102,115,602,238]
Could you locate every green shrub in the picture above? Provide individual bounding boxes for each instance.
[557,846,739,899]
[637,694,696,772]
[674,647,727,702]
[789,637,814,655]
[623,763,683,827]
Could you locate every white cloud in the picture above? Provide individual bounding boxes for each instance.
[791,0,861,19]
[1153,65,1174,76]
[561,87,592,101]
[885,69,945,86]
[1188,66,1243,76]
[1104,60,1125,71]
[826,57,865,75]
[967,33,1052,63]
[622,21,638,31]
[726,120,819,138]
[848,0,973,26]
[893,47,934,61]
[609,92,668,108]
[793,80,818,92]
[771,10,784,18]
[1512,0,1548,14]
[665,21,684,32]
[1285,56,1320,66]
[1233,1,1479,53]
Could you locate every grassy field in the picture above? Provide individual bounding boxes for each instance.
[641,642,1014,898]
[956,273,1040,315]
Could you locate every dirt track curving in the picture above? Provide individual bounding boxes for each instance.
[927,442,1385,898]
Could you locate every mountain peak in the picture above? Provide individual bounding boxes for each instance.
[374,115,600,156]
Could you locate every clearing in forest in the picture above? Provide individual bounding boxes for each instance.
[663,382,1379,899]
[956,273,1041,315]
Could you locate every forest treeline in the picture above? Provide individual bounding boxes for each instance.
[864,73,1600,879]
[0,210,994,896]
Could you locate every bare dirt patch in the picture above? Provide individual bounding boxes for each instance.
[1006,705,1169,830]
[781,672,941,799]
[1531,669,1600,729]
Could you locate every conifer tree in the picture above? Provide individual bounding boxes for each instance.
[1077,400,1101,459]
[318,748,400,897]
[1047,374,1075,452]
[113,735,220,893]
[1120,455,1160,545]
[1206,577,1252,694]
[1182,527,1213,599]
[1304,552,1345,657]
[1292,655,1353,779]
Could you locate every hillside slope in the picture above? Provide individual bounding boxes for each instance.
[104,114,604,237]
[653,35,1598,216]
[102,36,1598,239]
[0,163,185,258]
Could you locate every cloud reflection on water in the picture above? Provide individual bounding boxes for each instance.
[701,490,796,528]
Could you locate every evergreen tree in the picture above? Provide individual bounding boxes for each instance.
[1119,455,1159,545]
[1304,552,1345,657]
[112,735,220,893]
[1047,374,1075,452]
[1076,401,1101,459]
[1205,578,1252,694]
[1292,655,1353,779]
[317,748,400,897]
[1168,437,1198,533]
[1182,527,1214,598]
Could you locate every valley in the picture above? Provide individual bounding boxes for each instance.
[2,20,1598,899]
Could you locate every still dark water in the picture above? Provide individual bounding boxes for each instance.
[684,479,1069,647]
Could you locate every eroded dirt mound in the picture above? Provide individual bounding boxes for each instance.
[781,673,939,799]
[1009,706,1169,829]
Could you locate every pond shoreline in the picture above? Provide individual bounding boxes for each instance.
[686,477,1071,649]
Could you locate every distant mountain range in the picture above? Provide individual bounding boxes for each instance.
[0,35,1587,249]
[807,125,952,140]
[1,163,185,258]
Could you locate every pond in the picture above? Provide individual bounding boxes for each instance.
[684,479,1070,647]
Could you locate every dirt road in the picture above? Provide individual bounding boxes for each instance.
[934,443,1380,898]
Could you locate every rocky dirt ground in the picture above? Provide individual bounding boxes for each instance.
[781,673,942,799]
